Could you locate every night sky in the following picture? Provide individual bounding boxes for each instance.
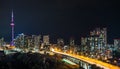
[0,0,120,44]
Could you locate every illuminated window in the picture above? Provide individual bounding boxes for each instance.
[95,38,98,41]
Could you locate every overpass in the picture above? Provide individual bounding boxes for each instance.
[51,49,120,69]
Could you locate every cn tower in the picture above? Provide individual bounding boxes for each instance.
[10,11,15,46]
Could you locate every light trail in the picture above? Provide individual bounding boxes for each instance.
[52,49,120,69]
[62,58,77,65]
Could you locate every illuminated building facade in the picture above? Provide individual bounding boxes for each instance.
[32,35,41,51]
[43,35,49,45]
[15,34,41,51]
[57,38,64,46]
[81,37,88,52]
[81,28,107,57]
[114,39,120,50]
[14,33,25,49]
[89,28,107,52]
[70,37,75,46]
[0,38,4,48]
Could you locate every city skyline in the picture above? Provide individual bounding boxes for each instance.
[0,1,120,69]
[0,0,120,43]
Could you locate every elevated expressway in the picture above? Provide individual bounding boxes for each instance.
[51,49,120,69]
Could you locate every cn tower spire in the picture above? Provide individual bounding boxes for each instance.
[12,10,14,22]
[10,10,15,46]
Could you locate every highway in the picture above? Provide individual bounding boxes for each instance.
[51,49,120,69]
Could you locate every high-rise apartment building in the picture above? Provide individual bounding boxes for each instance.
[14,33,25,48]
[81,28,107,55]
[32,35,41,50]
[43,35,49,45]
[0,38,4,48]
[57,38,64,46]
[114,39,120,50]
[70,37,75,46]
[90,28,107,51]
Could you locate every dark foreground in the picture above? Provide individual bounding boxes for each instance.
[0,52,79,69]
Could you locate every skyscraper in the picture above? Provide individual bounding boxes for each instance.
[10,11,15,46]
[81,28,107,58]
[14,33,25,48]
[90,28,107,45]
[114,39,120,50]
[70,37,75,46]
[33,35,41,50]
[43,35,49,45]
[89,28,107,51]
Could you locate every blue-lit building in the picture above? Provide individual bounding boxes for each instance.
[14,33,25,48]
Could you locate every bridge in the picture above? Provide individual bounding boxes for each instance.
[51,49,120,69]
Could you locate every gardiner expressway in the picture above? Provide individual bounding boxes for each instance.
[51,49,120,69]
